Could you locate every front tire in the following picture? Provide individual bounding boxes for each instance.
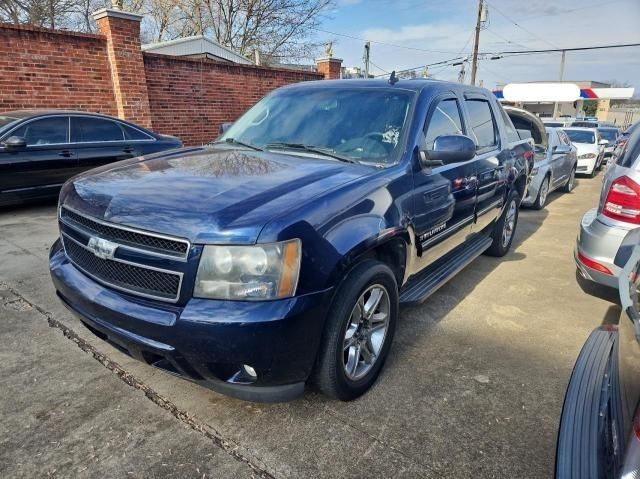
[562,166,576,193]
[485,189,520,257]
[532,176,550,210]
[312,260,398,400]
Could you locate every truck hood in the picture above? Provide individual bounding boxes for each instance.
[62,146,371,244]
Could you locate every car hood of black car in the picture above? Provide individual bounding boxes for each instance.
[61,146,371,244]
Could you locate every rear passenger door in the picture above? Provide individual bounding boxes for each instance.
[463,95,505,232]
[411,95,477,265]
[71,116,139,171]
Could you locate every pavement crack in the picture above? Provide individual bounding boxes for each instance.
[0,281,276,479]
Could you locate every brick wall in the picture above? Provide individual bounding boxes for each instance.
[0,23,117,115]
[144,54,323,145]
[0,16,329,146]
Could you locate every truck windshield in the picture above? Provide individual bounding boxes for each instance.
[564,129,595,144]
[220,87,414,164]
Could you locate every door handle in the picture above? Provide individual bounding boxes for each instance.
[58,150,72,158]
[122,146,135,154]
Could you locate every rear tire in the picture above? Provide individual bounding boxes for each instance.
[532,176,550,210]
[312,260,398,401]
[485,189,520,257]
[562,166,576,193]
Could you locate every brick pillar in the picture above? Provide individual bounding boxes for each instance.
[93,8,152,128]
[316,57,343,80]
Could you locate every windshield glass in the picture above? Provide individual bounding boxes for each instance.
[220,87,414,164]
[544,122,563,127]
[598,128,618,141]
[564,129,595,144]
[0,115,19,132]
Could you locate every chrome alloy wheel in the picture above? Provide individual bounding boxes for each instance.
[567,169,575,191]
[501,199,517,248]
[343,284,390,381]
[538,178,549,207]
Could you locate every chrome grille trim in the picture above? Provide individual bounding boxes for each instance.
[61,232,183,303]
[59,206,190,261]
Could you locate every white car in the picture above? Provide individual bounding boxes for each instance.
[563,127,607,177]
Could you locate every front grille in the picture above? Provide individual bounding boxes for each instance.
[62,235,182,301]
[60,207,189,258]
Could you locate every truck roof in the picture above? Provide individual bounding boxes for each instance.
[280,78,491,95]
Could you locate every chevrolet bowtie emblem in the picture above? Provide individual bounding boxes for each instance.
[87,237,118,260]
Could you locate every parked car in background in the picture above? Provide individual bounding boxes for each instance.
[50,79,531,402]
[575,127,640,290]
[563,127,606,176]
[522,127,577,209]
[597,126,621,162]
[0,110,182,206]
[614,121,639,159]
[543,118,574,128]
[571,120,615,128]
[557,227,640,479]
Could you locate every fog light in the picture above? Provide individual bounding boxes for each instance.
[243,364,257,379]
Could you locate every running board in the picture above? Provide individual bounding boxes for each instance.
[399,234,493,305]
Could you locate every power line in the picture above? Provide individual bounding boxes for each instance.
[484,1,560,49]
[311,27,466,54]
[484,27,531,51]
[484,42,640,55]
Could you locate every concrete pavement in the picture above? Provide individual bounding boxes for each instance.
[0,173,616,478]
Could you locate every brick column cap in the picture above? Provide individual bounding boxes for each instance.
[92,8,143,22]
[315,56,343,63]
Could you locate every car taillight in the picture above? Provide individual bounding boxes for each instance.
[602,176,640,225]
[577,251,613,275]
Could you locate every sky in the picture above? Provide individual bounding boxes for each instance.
[313,0,640,92]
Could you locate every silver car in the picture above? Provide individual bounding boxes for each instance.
[576,126,640,289]
[522,127,577,209]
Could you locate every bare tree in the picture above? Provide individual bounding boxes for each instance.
[0,0,333,63]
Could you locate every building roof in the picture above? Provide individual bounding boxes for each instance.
[142,36,253,65]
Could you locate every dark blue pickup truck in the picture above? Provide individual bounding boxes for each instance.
[50,79,532,402]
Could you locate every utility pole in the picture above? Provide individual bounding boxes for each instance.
[470,0,484,86]
[552,50,566,118]
[363,41,371,78]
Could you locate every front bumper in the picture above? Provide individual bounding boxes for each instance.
[576,156,597,175]
[49,239,332,402]
[575,208,629,289]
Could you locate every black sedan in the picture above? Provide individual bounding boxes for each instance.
[0,110,182,206]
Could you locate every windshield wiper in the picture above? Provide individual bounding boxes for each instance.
[214,137,263,151]
[265,142,359,164]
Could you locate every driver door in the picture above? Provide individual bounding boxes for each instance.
[0,116,76,194]
[411,95,477,267]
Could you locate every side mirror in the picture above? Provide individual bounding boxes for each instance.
[3,136,27,149]
[599,139,609,146]
[554,144,570,154]
[421,134,476,167]
[219,122,233,135]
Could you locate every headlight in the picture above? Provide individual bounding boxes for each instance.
[194,239,301,300]
[578,153,596,159]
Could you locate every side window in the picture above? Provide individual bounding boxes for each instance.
[424,98,463,149]
[122,123,154,141]
[72,117,125,143]
[11,117,69,146]
[497,104,520,143]
[559,131,570,145]
[465,99,498,151]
